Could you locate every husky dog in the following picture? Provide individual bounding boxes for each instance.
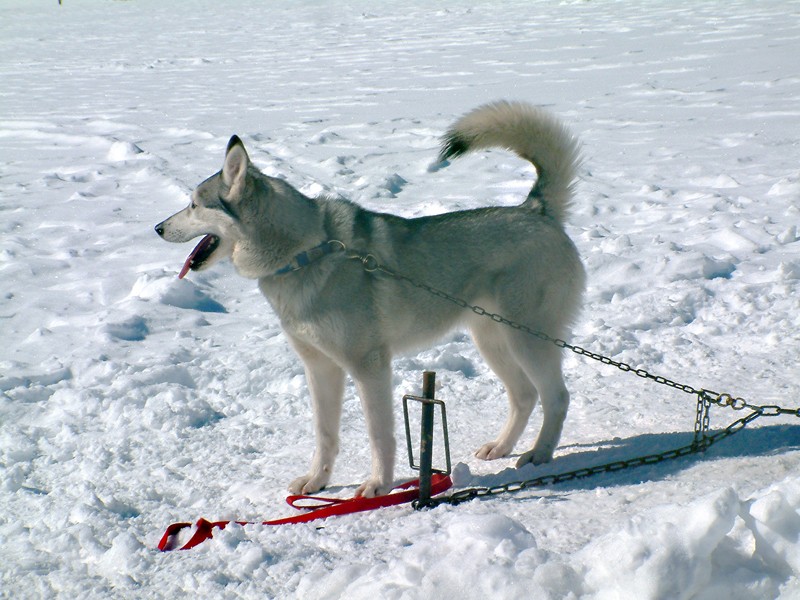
[155,101,585,497]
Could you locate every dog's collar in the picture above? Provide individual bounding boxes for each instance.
[272,240,346,276]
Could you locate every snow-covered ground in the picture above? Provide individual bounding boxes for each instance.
[2,0,799,598]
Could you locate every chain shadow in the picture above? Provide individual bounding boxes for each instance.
[462,422,800,494]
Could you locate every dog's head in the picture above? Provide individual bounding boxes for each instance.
[155,136,319,280]
[154,136,250,278]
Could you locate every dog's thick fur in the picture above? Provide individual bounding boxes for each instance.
[155,101,585,497]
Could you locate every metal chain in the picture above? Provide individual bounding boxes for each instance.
[346,247,699,395]
[340,246,800,506]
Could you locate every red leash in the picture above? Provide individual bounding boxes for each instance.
[158,474,452,551]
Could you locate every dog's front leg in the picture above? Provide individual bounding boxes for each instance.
[351,351,395,498]
[288,339,346,495]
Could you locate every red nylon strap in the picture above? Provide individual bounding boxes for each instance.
[158,474,452,551]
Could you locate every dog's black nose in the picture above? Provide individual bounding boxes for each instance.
[155,223,165,237]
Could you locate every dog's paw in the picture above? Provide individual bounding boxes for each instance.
[475,440,512,461]
[288,472,330,495]
[515,447,554,468]
[355,478,392,498]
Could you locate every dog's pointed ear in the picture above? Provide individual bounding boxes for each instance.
[222,135,250,196]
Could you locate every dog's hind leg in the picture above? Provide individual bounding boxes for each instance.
[505,332,570,466]
[471,321,539,460]
[287,338,346,495]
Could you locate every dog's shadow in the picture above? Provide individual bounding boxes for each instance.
[461,423,800,495]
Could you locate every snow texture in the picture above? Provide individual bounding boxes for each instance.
[1,0,799,598]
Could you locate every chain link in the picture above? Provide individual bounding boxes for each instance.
[341,246,799,506]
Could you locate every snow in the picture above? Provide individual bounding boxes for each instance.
[1,0,799,598]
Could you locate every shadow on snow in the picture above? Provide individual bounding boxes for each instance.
[467,423,800,495]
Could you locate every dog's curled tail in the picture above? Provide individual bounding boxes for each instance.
[439,101,581,224]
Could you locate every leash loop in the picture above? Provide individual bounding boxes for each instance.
[158,474,452,551]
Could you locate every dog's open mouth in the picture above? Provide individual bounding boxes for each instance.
[178,234,220,279]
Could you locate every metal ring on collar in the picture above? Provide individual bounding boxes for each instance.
[327,239,347,252]
[361,254,379,272]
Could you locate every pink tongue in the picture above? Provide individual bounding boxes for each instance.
[178,234,215,279]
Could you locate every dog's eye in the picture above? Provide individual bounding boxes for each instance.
[191,201,197,209]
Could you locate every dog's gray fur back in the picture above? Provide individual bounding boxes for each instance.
[155,101,586,497]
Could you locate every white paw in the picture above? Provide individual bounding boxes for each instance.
[515,447,554,468]
[355,478,392,498]
[475,440,512,461]
[288,471,330,495]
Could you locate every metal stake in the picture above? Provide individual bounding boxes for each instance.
[418,371,436,507]
[402,371,451,509]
